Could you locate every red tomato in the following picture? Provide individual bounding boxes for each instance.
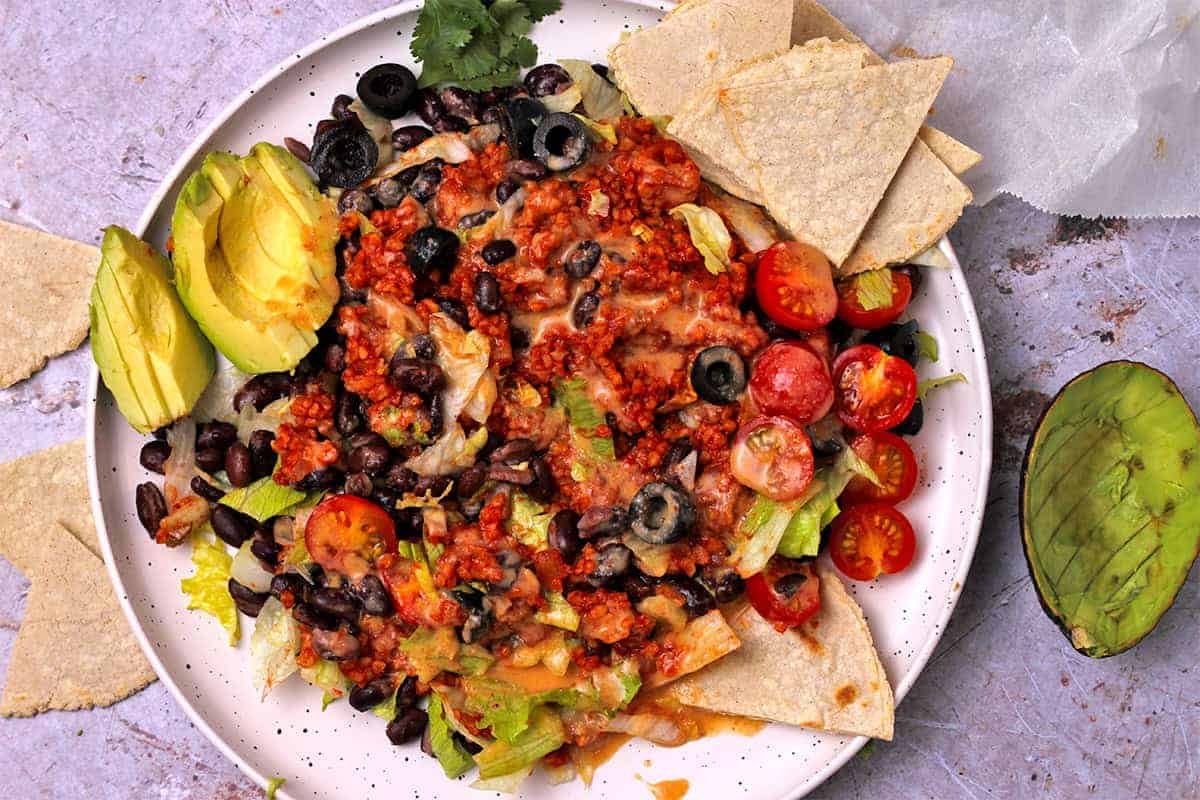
[837,271,913,330]
[755,242,838,332]
[730,416,815,501]
[378,552,466,627]
[840,432,919,506]
[749,341,834,425]
[746,560,821,630]
[802,329,833,367]
[305,495,396,581]
[832,345,918,433]
[829,503,917,581]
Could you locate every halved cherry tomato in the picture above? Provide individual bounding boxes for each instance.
[305,495,396,581]
[746,560,821,630]
[829,503,917,581]
[749,341,834,425]
[730,416,814,501]
[837,270,912,330]
[378,552,466,627]
[840,432,919,506]
[832,345,918,433]
[755,242,838,332]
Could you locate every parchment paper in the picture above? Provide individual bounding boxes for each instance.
[818,0,1200,218]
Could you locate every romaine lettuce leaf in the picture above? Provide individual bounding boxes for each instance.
[507,492,554,550]
[918,372,968,400]
[401,625,462,682]
[475,706,565,779]
[181,532,239,645]
[427,694,476,779]
[299,658,348,710]
[533,591,580,631]
[554,378,615,460]
[266,777,285,800]
[852,269,894,311]
[559,59,625,119]
[670,203,732,276]
[219,476,311,523]
[250,596,300,700]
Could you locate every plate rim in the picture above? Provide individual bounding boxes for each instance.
[84,3,994,798]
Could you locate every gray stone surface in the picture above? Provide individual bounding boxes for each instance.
[1,2,1198,799]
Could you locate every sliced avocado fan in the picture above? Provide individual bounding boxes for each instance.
[1021,361,1200,657]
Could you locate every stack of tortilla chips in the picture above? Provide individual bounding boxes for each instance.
[611,0,980,276]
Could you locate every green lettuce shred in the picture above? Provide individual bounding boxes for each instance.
[475,706,566,779]
[669,203,731,275]
[852,269,895,310]
[427,694,477,779]
[913,330,939,362]
[918,372,968,400]
[266,777,286,800]
[559,60,626,119]
[220,476,313,522]
[534,591,580,631]
[554,378,615,461]
[181,531,239,645]
[507,492,554,550]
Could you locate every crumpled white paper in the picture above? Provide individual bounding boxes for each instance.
[818,0,1200,218]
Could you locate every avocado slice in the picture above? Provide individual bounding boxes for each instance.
[89,226,216,433]
[1021,361,1200,657]
[171,143,339,373]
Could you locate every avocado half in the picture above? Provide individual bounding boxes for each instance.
[1021,361,1200,658]
[171,142,340,374]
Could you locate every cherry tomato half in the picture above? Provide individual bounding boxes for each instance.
[832,345,918,433]
[378,552,467,628]
[836,270,913,330]
[746,560,821,630]
[730,416,814,501]
[305,495,397,581]
[829,503,917,581]
[840,432,919,506]
[755,242,838,332]
[749,341,834,426]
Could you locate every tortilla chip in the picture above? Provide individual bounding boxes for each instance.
[609,0,793,118]
[1,523,155,716]
[721,57,953,267]
[666,565,894,740]
[918,126,983,175]
[0,220,97,388]
[668,40,870,203]
[643,609,741,689]
[0,440,98,565]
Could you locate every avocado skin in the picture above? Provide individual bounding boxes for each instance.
[1020,361,1200,658]
[171,143,339,374]
[90,226,216,433]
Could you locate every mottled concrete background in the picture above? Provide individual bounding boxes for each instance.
[1,2,1198,799]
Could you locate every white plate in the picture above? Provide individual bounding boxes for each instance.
[86,3,993,798]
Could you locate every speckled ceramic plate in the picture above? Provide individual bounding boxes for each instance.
[86,2,993,798]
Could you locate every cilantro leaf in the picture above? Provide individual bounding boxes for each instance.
[490,0,533,38]
[524,0,563,22]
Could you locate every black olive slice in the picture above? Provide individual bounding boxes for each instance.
[405,226,460,275]
[499,97,547,160]
[629,482,696,545]
[356,63,417,119]
[690,346,747,405]
[310,118,379,188]
[532,112,592,172]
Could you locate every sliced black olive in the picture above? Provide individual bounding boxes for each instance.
[310,118,379,188]
[499,97,547,160]
[863,320,921,367]
[629,482,695,544]
[890,398,925,436]
[356,63,417,118]
[564,240,601,278]
[524,64,572,98]
[588,543,634,587]
[690,346,746,405]
[406,226,460,275]
[658,575,716,618]
[532,112,592,172]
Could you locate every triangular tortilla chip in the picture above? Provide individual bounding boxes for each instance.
[0,220,96,388]
[668,40,871,203]
[0,439,98,564]
[666,565,894,740]
[918,126,983,175]
[721,57,953,267]
[609,0,793,118]
[0,524,155,716]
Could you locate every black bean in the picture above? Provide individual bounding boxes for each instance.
[455,463,487,499]
[702,570,745,604]
[269,573,309,602]
[135,482,167,536]
[381,463,418,494]
[335,391,365,436]
[211,504,254,547]
[311,626,360,660]
[352,574,394,616]
[250,534,281,567]
[426,392,445,440]
[510,326,530,351]
[197,421,238,451]
[527,457,556,503]
[495,178,520,204]
[440,86,482,122]
[283,136,312,163]
[387,708,428,745]
[524,64,572,98]
[472,271,502,314]
[481,239,517,266]
[312,586,360,621]
[623,572,657,602]
[331,93,355,119]
[225,442,253,488]
[292,602,338,632]
[433,114,470,134]
[348,434,391,474]
[391,506,425,542]
[196,447,225,474]
[349,678,394,712]
[435,296,470,329]
[564,240,601,278]
[392,125,433,152]
[572,290,600,328]
[413,474,451,498]
[508,159,547,180]
[458,209,495,230]
[372,178,404,210]
[248,430,276,479]
[228,578,269,617]
[296,467,344,491]
[588,543,634,587]
[480,85,518,107]
[395,674,419,708]
[411,334,436,361]
[338,188,374,216]
[658,575,716,618]
[306,563,328,588]
[480,105,503,125]
[548,509,582,560]
[489,438,535,464]
[487,463,533,485]
[409,164,444,203]
[139,440,170,474]
[578,506,628,540]
[389,356,446,397]
[344,471,373,497]
[234,373,292,412]
[190,476,225,502]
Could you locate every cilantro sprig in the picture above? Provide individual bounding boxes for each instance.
[411,0,563,90]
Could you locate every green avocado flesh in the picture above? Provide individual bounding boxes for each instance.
[171,142,339,374]
[90,226,216,433]
[1022,361,1200,658]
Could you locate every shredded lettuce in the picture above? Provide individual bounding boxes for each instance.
[670,204,732,275]
[266,777,286,800]
[472,764,534,793]
[507,492,554,550]
[373,132,473,182]
[918,372,968,400]
[573,114,617,145]
[475,706,566,779]
[913,330,939,362]
[428,694,476,779]
[191,362,252,424]
[559,60,625,119]
[300,658,348,710]
[464,678,588,744]
[776,488,837,559]
[554,378,615,461]
[401,625,463,682]
[587,188,611,217]
[250,596,300,699]
[534,591,580,631]
[852,269,895,310]
[220,477,311,523]
[730,495,797,577]
[371,688,400,722]
[181,531,239,645]
[615,659,642,709]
